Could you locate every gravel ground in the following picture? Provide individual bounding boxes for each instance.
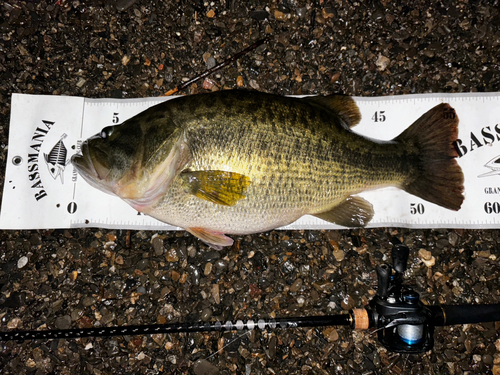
[1,1,500,374]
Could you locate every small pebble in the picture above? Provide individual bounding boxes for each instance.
[166,248,179,262]
[187,245,197,258]
[274,10,286,20]
[341,295,355,310]
[82,296,96,307]
[214,259,228,271]
[233,280,245,291]
[290,278,303,292]
[115,0,137,11]
[419,249,436,267]
[312,280,333,292]
[268,336,277,359]
[171,270,181,282]
[201,308,212,322]
[202,78,216,90]
[212,283,220,304]
[17,256,28,269]
[323,327,339,342]
[71,309,84,321]
[296,7,307,18]
[478,250,491,258]
[206,57,216,70]
[193,359,219,375]
[204,262,213,276]
[376,54,390,71]
[152,235,164,256]
[448,232,459,246]
[136,259,149,270]
[203,250,221,262]
[333,249,345,262]
[152,334,165,346]
[55,315,72,330]
[7,317,22,329]
[296,295,306,307]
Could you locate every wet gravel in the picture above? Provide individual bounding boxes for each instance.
[1,0,500,374]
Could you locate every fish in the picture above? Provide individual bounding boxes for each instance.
[71,90,464,249]
[45,133,69,183]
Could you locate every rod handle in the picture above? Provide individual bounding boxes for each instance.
[352,308,370,330]
[430,304,500,326]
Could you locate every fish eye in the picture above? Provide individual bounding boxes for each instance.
[101,126,114,139]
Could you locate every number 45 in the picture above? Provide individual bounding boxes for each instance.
[372,111,386,122]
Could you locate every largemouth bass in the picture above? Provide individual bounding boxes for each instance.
[71,90,464,249]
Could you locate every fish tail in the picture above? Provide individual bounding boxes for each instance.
[396,103,464,211]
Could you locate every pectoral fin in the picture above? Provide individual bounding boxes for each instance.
[312,196,374,227]
[180,170,251,206]
[187,227,234,250]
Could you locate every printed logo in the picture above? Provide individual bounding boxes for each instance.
[478,155,500,178]
[44,133,69,184]
[453,124,500,158]
[27,120,55,201]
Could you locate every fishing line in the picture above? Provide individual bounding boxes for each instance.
[204,330,250,360]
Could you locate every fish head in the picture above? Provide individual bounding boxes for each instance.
[71,122,145,198]
[71,113,189,211]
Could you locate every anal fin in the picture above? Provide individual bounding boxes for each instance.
[187,227,234,250]
[312,196,374,227]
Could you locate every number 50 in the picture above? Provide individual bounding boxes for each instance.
[410,203,425,214]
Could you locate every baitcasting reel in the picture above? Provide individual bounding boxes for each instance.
[368,240,434,353]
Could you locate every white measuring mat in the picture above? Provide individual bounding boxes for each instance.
[2,92,500,231]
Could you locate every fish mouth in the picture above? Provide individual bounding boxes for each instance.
[71,139,116,195]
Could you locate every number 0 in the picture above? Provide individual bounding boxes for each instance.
[67,202,77,214]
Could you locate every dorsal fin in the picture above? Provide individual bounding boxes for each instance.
[303,95,361,128]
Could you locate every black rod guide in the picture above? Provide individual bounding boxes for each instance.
[2,240,500,354]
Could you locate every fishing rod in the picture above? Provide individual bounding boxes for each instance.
[2,239,500,354]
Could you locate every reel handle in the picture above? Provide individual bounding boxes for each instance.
[392,243,410,274]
